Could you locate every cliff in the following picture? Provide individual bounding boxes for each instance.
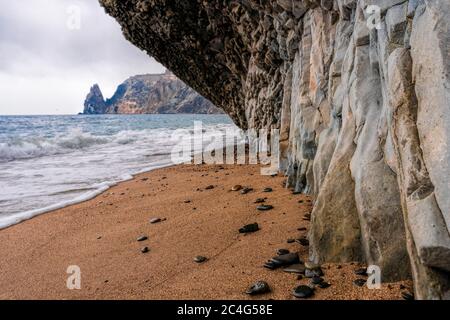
[99,0,450,299]
[83,71,222,114]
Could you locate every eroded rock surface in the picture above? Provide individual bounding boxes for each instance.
[99,0,450,299]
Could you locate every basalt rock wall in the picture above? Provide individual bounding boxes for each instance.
[99,0,450,299]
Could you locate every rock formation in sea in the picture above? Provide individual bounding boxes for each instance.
[83,70,222,114]
[99,0,450,299]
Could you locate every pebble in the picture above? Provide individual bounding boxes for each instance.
[311,276,324,285]
[318,282,331,289]
[184,200,191,203]
[239,223,259,234]
[194,256,208,263]
[401,291,414,300]
[354,268,368,276]
[292,191,302,195]
[254,198,266,203]
[246,281,271,295]
[231,185,242,191]
[257,205,274,211]
[205,185,214,190]
[137,236,148,242]
[293,285,314,299]
[297,227,307,231]
[287,238,295,244]
[277,249,290,256]
[283,264,306,274]
[240,187,253,195]
[150,218,162,224]
[263,187,273,193]
[141,247,150,253]
[296,238,309,246]
[353,279,367,287]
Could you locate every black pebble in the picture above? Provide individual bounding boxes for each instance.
[401,291,414,300]
[311,276,324,285]
[354,268,368,276]
[141,247,150,253]
[246,281,271,295]
[239,223,259,234]
[137,236,148,242]
[194,256,208,263]
[353,279,366,287]
[293,285,314,299]
[257,205,274,211]
[263,187,273,193]
[277,249,290,256]
[318,282,331,289]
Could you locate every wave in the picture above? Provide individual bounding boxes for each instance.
[0,124,238,163]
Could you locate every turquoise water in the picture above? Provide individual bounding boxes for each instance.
[0,114,236,228]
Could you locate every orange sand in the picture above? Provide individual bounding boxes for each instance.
[0,164,412,300]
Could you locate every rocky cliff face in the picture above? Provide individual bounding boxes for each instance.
[83,71,222,114]
[99,0,450,299]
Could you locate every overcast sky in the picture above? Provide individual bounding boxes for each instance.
[0,0,165,115]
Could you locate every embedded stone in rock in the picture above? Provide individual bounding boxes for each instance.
[245,281,271,295]
[231,185,242,191]
[239,223,259,234]
[194,256,208,263]
[293,285,314,299]
[257,205,274,211]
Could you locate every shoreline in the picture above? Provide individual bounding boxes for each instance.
[0,163,412,300]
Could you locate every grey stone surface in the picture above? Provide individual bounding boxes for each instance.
[100,0,450,299]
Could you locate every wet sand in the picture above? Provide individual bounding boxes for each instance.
[0,164,412,300]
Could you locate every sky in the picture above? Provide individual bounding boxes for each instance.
[0,0,165,115]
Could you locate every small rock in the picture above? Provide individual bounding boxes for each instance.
[401,291,414,300]
[263,187,273,193]
[318,282,331,289]
[337,265,342,269]
[184,200,191,203]
[297,227,307,231]
[296,238,309,246]
[150,218,162,224]
[277,249,290,256]
[297,275,303,280]
[354,268,368,276]
[311,276,324,285]
[141,247,150,253]
[283,264,306,274]
[231,185,242,191]
[292,191,302,195]
[246,281,271,295]
[287,238,295,244]
[194,256,208,263]
[254,198,266,203]
[240,187,253,194]
[205,185,214,190]
[353,279,366,287]
[293,285,314,299]
[137,236,148,242]
[257,205,274,211]
[239,223,259,234]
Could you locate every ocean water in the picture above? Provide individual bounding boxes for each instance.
[0,114,237,229]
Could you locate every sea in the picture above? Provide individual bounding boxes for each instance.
[0,114,238,229]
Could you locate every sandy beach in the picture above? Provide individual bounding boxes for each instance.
[0,163,412,300]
